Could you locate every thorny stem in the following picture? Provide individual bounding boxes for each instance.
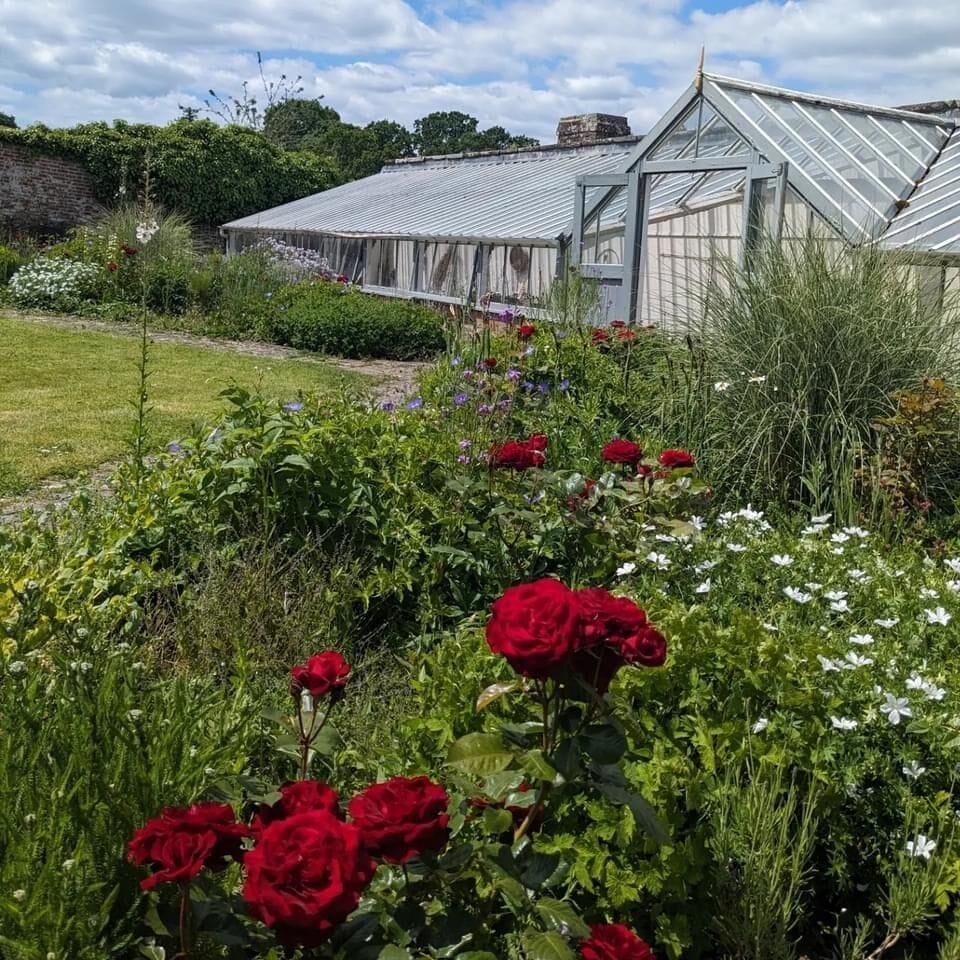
[176,882,191,960]
[297,695,335,780]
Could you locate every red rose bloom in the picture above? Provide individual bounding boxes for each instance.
[291,651,351,698]
[482,357,498,369]
[243,811,375,947]
[591,327,609,344]
[621,625,667,667]
[580,924,655,960]
[107,260,118,272]
[527,433,548,452]
[602,439,643,467]
[617,330,637,342]
[348,776,450,864]
[251,781,341,836]
[657,448,696,469]
[486,578,582,678]
[489,439,545,470]
[517,323,537,340]
[609,319,626,329]
[336,274,349,283]
[128,803,247,891]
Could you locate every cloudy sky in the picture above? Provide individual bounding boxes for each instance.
[1,0,959,141]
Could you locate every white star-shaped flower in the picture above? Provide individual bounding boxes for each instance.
[880,693,912,725]
[906,834,936,859]
[695,579,711,594]
[770,554,794,567]
[616,561,637,577]
[874,617,899,628]
[925,607,952,625]
[849,633,874,646]
[752,718,769,733]
[831,716,858,730]
[903,760,926,780]
[784,587,812,604]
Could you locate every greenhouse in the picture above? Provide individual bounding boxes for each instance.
[222,72,960,326]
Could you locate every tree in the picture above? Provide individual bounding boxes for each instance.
[365,119,414,160]
[264,99,342,151]
[462,125,540,152]
[413,111,479,155]
[0,112,15,129]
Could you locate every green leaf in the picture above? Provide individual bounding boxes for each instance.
[483,805,514,835]
[596,783,670,845]
[579,722,627,765]
[551,738,583,781]
[521,750,559,782]
[535,898,590,938]
[476,680,520,712]
[447,733,514,775]
[520,852,562,891]
[379,947,413,960]
[279,453,312,471]
[521,928,576,960]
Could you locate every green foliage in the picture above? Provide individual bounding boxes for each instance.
[0,244,22,284]
[0,112,15,129]
[0,119,337,225]
[413,110,539,155]
[260,282,446,359]
[670,238,959,520]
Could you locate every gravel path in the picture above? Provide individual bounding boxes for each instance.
[0,309,429,525]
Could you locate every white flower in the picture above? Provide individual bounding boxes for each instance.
[713,381,732,392]
[830,599,851,613]
[752,718,769,733]
[824,590,848,601]
[127,710,143,720]
[874,617,899,628]
[725,542,747,553]
[8,661,26,674]
[906,672,926,691]
[802,524,829,536]
[920,587,940,599]
[842,526,870,538]
[946,580,960,593]
[843,651,873,669]
[906,834,937,859]
[880,693,912,725]
[62,859,76,871]
[849,633,874,646]
[784,587,812,604]
[811,513,832,524]
[616,561,637,577]
[689,516,706,531]
[925,607,951,626]
[693,559,719,575]
[737,507,765,522]
[818,655,840,672]
[831,716,858,730]
[923,682,946,701]
[13,889,26,901]
[847,569,868,581]
[646,551,671,571]
[763,622,778,632]
[944,558,960,574]
[695,579,712,594]
[831,532,850,544]
[770,554,794,567]
[747,374,767,383]
[805,582,823,592]
[903,760,926,780]
[655,533,677,543]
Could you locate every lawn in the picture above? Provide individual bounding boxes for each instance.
[0,314,370,496]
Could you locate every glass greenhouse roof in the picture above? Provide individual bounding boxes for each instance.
[702,74,953,239]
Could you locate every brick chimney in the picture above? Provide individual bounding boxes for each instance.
[556,113,631,147]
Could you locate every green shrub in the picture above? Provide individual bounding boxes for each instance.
[143,257,190,315]
[0,244,22,284]
[260,281,446,359]
[673,238,959,520]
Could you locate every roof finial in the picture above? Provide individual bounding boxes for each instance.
[694,46,705,92]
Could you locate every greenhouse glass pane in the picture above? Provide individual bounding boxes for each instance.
[650,99,751,160]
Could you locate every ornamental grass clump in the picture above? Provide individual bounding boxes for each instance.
[687,237,960,518]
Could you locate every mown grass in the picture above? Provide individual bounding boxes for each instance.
[0,313,370,496]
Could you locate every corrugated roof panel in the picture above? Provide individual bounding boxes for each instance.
[223,143,636,244]
[882,131,960,253]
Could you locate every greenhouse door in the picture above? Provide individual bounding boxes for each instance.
[570,170,641,323]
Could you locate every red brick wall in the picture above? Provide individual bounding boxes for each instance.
[0,141,103,236]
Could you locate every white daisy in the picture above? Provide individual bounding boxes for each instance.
[695,579,712,594]
[830,599,851,613]
[923,681,946,701]
[725,542,748,553]
[831,547,846,556]
[616,561,637,577]
[843,651,873,669]
[801,524,829,536]
[946,580,960,593]
[770,554,794,567]
[874,617,899,628]
[752,718,769,733]
[784,587,813,604]
[920,587,940,599]
[831,532,851,544]
[693,559,720,575]
[824,590,848,601]
[847,569,868,581]
[817,655,840,672]
[906,834,936,859]
[805,582,823,592]
[831,716,858,730]
[646,551,671,571]
[925,607,952,626]
[689,516,706,531]
[843,526,870,538]
[849,633,874,646]
[880,693,912,725]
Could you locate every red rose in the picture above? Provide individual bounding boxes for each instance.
[574,589,665,691]
[617,330,637,342]
[121,244,138,256]
[486,578,582,678]
[291,651,351,698]
[580,924,655,960]
[251,781,341,836]
[107,260,118,272]
[243,811,375,947]
[527,433,548,452]
[657,448,696,469]
[489,439,545,470]
[602,439,643,467]
[128,803,247,891]
[517,323,536,340]
[348,776,450,864]
[336,274,349,283]
[636,464,652,479]
[591,328,609,344]
[482,357,498,369]
[609,320,626,329]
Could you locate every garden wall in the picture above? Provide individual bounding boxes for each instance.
[0,141,103,235]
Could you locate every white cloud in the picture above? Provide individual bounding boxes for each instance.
[1,0,960,138]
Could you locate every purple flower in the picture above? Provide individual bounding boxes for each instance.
[537,382,550,395]
[381,401,396,412]
[406,397,424,410]
[282,400,304,412]
[559,379,570,392]
[500,308,519,323]
[166,441,184,455]
[478,403,492,415]
[456,454,472,465]
[521,380,535,392]
[454,392,469,406]
[463,370,474,379]
[525,491,545,505]
[507,368,522,381]
[496,398,511,410]
[458,439,472,449]
[522,346,535,357]
[450,356,462,367]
